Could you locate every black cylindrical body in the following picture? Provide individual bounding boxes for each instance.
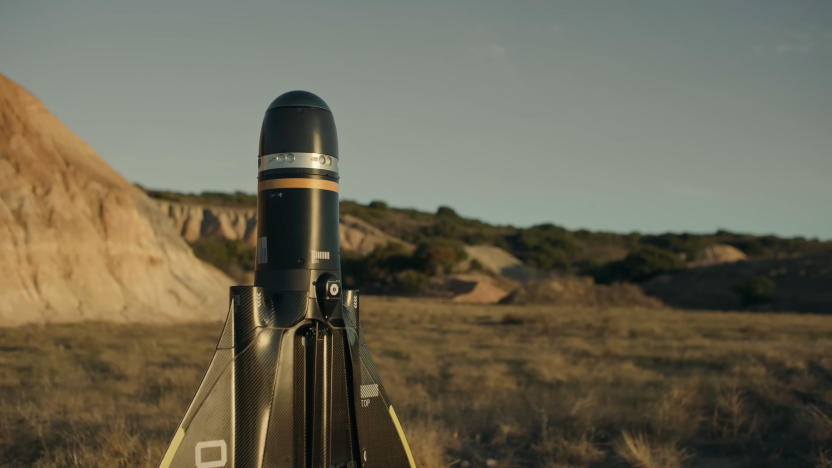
[157,92,412,468]
[254,91,341,324]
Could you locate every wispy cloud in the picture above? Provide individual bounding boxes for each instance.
[775,31,813,55]
[469,42,508,62]
[754,31,814,56]
[488,43,507,60]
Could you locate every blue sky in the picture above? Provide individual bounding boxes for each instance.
[1,0,830,238]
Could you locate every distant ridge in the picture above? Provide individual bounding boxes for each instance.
[140,187,832,312]
[0,74,231,325]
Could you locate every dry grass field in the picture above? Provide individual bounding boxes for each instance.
[1,297,831,467]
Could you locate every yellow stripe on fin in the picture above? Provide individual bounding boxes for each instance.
[388,405,416,468]
[159,427,185,468]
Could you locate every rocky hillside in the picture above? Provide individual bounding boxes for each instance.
[0,74,231,325]
[152,199,409,256]
[155,200,257,246]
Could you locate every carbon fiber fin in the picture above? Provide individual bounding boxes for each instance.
[344,292,416,468]
[159,287,414,468]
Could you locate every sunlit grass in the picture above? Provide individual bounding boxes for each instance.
[1,297,831,467]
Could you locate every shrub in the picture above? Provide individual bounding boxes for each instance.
[415,238,468,275]
[727,238,767,257]
[138,186,256,207]
[735,276,775,306]
[395,270,431,294]
[535,246,571,271]
[143,188,183,202]
[436,206,458,217]
[190,238,255,282]
[595,246,684,284]
[508,223,581,272]
[198,191,257,206]
[423,219,466,239]
[640,233,710,256]
[342,243,422,293]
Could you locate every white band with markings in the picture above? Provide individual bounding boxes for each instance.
[259,152,339,174]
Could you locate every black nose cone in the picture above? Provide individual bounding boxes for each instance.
[259,90,338,158]
[267,90,331,111]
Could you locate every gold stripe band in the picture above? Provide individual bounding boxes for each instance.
[258,178,339,193]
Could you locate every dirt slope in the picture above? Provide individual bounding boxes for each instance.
[688,243,747,267]
[339,214,412,254]
[0,74,231,325]
[464,244,540,282]
[503,276,663,308]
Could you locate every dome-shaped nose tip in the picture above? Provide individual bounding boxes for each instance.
[267,90,331,111]
[259,90,338,158]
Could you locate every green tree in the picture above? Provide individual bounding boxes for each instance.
[436,206,458,217]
